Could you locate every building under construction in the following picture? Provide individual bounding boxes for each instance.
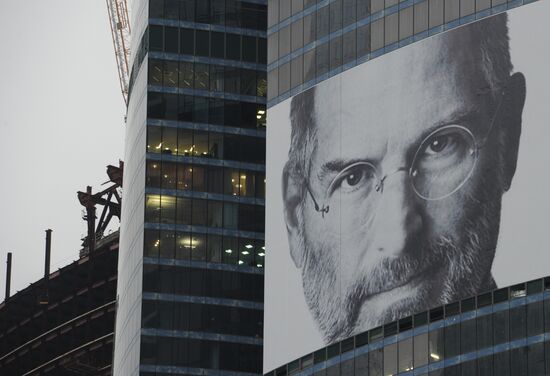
[0,163,122,375]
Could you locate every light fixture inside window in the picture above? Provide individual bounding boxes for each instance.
[238,260,244,265]
[258,252,265,257]
[225,249,232,254]
[245,244,253,249]
[257,264,263,268]
[242,251,250,255]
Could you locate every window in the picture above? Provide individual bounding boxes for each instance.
[291,19,304,52]
[164,0,179,19]
[163,61,178,87]
[343,0,356,26]
[317,6,330,38]
[399,7,413,40]
[384,343,398,376]
[303,49,316,82]
[211,32,225,59]
[150,25,163,51]
[291,56,303,89]
[279,25,291,57]
[242,36,257,62]
[316,43,329,76]
[180,28,194,55]
[385,13,398,46]
[329,0,342,33]
[195,30,210,57]
[226,34,241,60]
[343,29,356,65]
[180,0,194,22]
[329,35,343,71]
[303,13,316,45]
[414,332,429,367]
[371,19,384,51]
[429,0,444,27]
[398,338,413,372]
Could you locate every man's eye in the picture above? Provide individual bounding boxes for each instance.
[337,165,375,190]
[424,134,456,156]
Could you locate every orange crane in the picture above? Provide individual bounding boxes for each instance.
[106,0,131,105]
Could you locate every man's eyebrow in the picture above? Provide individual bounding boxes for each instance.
[317,158,370,181]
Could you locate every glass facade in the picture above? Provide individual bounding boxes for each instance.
[266,0,539,106]
[267,278,550,376]
[114,0,266,375]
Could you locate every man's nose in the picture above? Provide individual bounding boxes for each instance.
[370,172,422,257]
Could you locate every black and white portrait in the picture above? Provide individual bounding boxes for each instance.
[265,1,550,372]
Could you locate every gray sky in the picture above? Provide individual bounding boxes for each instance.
[0,1,125,296]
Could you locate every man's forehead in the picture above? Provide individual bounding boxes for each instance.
[312,34,485,152]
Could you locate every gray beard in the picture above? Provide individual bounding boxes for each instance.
[298,196,500,344]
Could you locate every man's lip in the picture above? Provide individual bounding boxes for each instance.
[367,271,425,300]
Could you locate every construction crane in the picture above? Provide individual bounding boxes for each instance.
[106,0,131,105]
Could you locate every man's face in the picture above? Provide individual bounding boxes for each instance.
[287,34,522,343]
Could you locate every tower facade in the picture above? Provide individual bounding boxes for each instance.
[114,1,267,374]
[264,0,550,374]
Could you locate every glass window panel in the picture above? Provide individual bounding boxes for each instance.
[279,25,291,57]
[330,0,342,33]
[163,93,178,120]
[445,0,459,22]
[280,0,291,20]
[510,305,526,340]
[494,350,511,376]
[384,343,398,376]
[177,128,193,156]
[207,234,222,263]
[180,0,195,22]
[226,33,241,60]
[240,69,257,96]
[211,0,225,24]
[476,0,491,11]
[510,347,528,376]
[291,19,304,52]
[357,23,370,58]
[370,19,384,51]
[149,59,163,85]
[477,355,493,376]
[257,72,267,98]
[385,12,398,46]
[398,338,413,372]
[239,170,255,197]
[223,237,238,264]
[461,359,477,376]
[268,68,278,100]
[209,65,224,92]
[357,0,371,19]
[176,164,192,192]
[414,332,429,367]
[223,202,239,229]
[145,194,161,222]
[461,319,476,353]
[494,309,510,345]
[238,204,257,232]
[148,91,164,119]
[150,25,163,51]
[527,301,544,337]
[164,0,179,19]
[303,49,316,83]
[444,323,460,358]
[208,132,223,159]
[162,126,178,155]
[255,172,266,198]
[191,165,206,192]
[355,353,369,375]
[316,43,329,76]
[268,32,279,64]
[160,195,177,224]
[178,93,194,125]
[329,35,342,71]
[193,131,209,157]
[255,240,265,268]
[159,229,175,258]
[146,160,161,188]
[292,0,304,14]
[303,13,316,45]
[460,0,475,16]
[242,36,257,62]
[193,97,209,124]
[239,238,255,266]
[545,300,550,331]
[343,0,356,26]
[414,1,429,34]
[144,229,160,257]
[161,161,177,189]
[147,126,162,153]
[369,348,383,376]
[429,328,444,363]
[343,29,356,65]
[386,0,398,7]
[195,0,210,22]
[372,0,384,13]
[205,201,221,227]
[209,98,224,126]
[165,26,179,53]
[163,61,178,87]
[258,37,267,63]
[317,6,329,38]
[195,30,210,57]
[429,0,444,27]
[180,28,194,55]
[211,31,225,59]
[477,314,493,350]
[399,7,413,40]
[192,199,207,226]
[224,67,240,94]
[150,0,163,18]
[194,63,209,90]
[224,169,241,196]
[279,61,291,95]
[177,197,192,225]
[191,233,206,261]
[268,0,280,27]
[291,55,303,89]
[207,167,224,193]
[527,342,545,376]
[179,62,193,88]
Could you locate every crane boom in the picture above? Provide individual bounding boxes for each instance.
[106,0,131,105]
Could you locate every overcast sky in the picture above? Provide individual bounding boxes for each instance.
[0,1,125,296]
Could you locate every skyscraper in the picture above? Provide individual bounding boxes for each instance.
[265,0,550,374]
[113,1,267,374]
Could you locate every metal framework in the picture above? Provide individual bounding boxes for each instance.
[106,0,131,105]
[77,162,123,256]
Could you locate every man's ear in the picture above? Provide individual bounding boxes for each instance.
[500,72,526,192]
[282,164,305,268]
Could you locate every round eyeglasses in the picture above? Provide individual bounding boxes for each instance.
[306,124,485,218]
